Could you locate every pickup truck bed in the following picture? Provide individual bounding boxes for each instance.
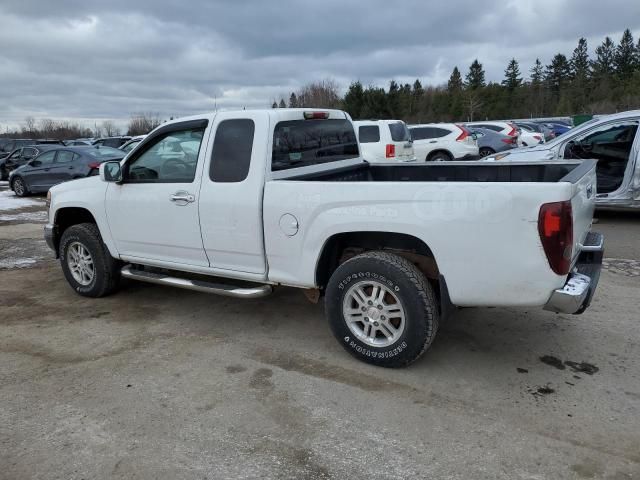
[285,160,592,184]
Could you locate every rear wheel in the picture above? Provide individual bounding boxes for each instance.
[428,151,452,162]
[325,251,439,368]
[59,223,121,297]
[12,177,28,197]
[479,147,495,158]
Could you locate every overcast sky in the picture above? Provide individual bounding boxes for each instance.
[1,0,639,132]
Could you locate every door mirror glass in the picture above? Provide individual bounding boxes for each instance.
[100,161,122,182]
[29,160,41,167]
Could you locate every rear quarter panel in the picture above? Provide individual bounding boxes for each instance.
[264,180,574,307]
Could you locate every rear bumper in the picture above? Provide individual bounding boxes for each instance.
[544,232,604,314]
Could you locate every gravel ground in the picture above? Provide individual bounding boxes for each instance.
[1,186,639,479]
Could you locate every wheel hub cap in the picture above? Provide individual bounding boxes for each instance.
[67,242,94,286]
[342,280,406,348]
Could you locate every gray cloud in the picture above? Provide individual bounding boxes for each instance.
[1,0,639,131]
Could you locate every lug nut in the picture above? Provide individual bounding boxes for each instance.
[381,316,386,320]
[367,301,373,305]
[377,305,383,310]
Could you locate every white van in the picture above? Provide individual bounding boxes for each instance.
[353,120,417,163]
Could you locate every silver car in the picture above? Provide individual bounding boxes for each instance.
[483,110,640,210]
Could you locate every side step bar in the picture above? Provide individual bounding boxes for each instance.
[120,266,272,299]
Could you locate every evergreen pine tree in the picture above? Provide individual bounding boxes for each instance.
[465,60,486,89]
[593,37,616,76]
[447,67,463,92]
[571,38,591,80]
[288,93,298,108]
[278,99,286,108]
[614,29,636,80]
[502,58,522,90]
[343,81,365,119]
[530,58,544,85]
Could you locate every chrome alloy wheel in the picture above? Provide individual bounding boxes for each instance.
[342,280,406,347]
[67,241,95,285]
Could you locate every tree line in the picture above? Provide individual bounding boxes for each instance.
[0,113,165,140]
[273,29,640,122]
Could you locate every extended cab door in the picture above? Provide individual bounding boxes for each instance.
[198,111,269,275]
[104,119,210,266]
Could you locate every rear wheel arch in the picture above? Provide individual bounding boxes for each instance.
[427,150,453,161]
[316,231,443,290]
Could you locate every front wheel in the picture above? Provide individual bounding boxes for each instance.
[11,177,28,196]
[325,251,439,368]
[59,223,121,297]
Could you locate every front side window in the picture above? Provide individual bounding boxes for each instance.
[359,125,380,143]
[9,149,22,160]
[388,122,410,142]
[210,119,255,183]
[125,128,204,183]
[35,150,56,166]
[272,119,358,171]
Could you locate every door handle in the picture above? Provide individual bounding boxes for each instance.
[170,192,195,203]
[429,140,437,144]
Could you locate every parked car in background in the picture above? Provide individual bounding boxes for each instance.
[119,135,147,153]
[0,139,63,159]
[0,144,59,180]
[409,123,478,161]
[468,127,517,158]
[483,110,640,210]
[353,120,416,163]
[537,121,571,138]
[465,121,519,147]
[515,121,554,142]
[9,146,125,197]
[513,123,545,146]
[92,136,131,148]
[65,140,93,146]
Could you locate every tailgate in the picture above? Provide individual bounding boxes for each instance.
[569,161,598,265]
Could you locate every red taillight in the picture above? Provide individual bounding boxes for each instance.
[500,138,513,144]
[506,124,518,137]
[533,135,542,141]
[385,144,395,158]
[455,124,470,142]
[88,162,101,169]
[538,201,573,275]
[303,111,329,120]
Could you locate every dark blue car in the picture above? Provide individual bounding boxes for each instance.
[10,146,124,197]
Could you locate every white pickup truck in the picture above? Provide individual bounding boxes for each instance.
[45,108,604,367]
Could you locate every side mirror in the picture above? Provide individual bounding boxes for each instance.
[29,160,41,167]
[100,161,123,183]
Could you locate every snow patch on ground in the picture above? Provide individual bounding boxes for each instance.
[0,190,43,211]
[0,210,47,223]
[0,257,36,269]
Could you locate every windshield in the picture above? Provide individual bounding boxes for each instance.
[272,119,359,171]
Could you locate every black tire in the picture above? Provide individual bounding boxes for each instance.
[325,251,439,368]
[428,151,452,162]
[479,147,495,158]
[11,176,28,197]
[59,223,121,297]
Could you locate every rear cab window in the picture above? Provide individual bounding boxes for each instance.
[272,119,359,171]
[210,119,255,182]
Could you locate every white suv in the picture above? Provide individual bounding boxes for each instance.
[409,123,479,161]
[353,120,416,163]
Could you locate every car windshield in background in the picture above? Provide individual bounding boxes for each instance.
[272,119,359,171]
[389,122,410,142]
[87,146,125,159]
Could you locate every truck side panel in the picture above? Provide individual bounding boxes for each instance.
[263,180,574,307]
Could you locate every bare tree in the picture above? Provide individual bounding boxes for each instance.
[464,91,483,122]
[295,79,342,108]
[39,119,56,138]
[23,116,36,136]
[127,113,162,136]
[102,120,119,137]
